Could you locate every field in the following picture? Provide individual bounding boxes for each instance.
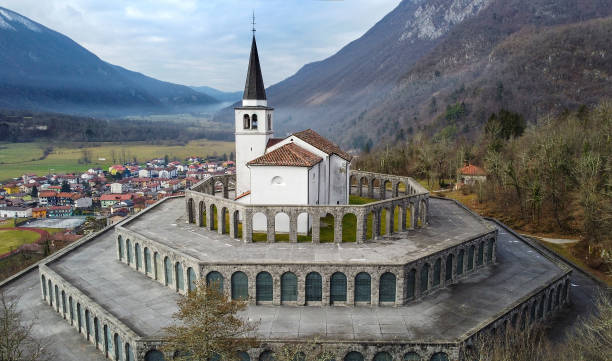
[0,139,235,181]
[0,229,41,254]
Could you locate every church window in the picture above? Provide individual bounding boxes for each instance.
[354,273,370,303]
[281,272,298,302]
[252,114,258,129]
[243,114,250,129]
[379,272,396,303]
[256,272,273,302]
[330,272,347,303]
[271,176,284,185]
[306,272,322,302]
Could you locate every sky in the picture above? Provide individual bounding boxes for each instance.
[1,0,402,91]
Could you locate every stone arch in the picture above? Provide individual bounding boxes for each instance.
[342,213,357,242]
[406,268,416,300]
[274,212,290,242]
[175,262,184,291]
[418,199,427,226]
[164,256,172,286]
[305,272,322,303]
[396,181,407,196]
[125,343,133,361]
[359,177,368,197]
[430,353,449,361]
[85,309,91,339]
[135,243,142,270]
[380,272,397,303]
[114,333,122,361]
[238,351,251,361]
[354,272,371,304]
[231,271,248,301]
[382,180,392,199]
[94,317,100,347]
[259,350,274,361]
[366,210,376,240]
[41,275,46,299]
[54,285,59,311]
[457,249,465,275]
[68,296,73,323]
[370,178,378,198]
[445,254,454,281]
[76,302,82,331]
[221,207,229,234]
[487,238,495,263]
[281,272,298,303]
[252,212,267,242]
[214,180,225,197]
[256,271,273,303]
[477,241,485,266]
[420,263,430,293]
[233,209,242,239]
[199,200,206,227]
[118,235,124,261]
[187,198,195,224]
[61,290,66,315]
[187,267,197,292]
[297,212,311,242]
[145,350,166,361]
[126,239,132,265]
[210,204,218,230]
[144,247,151,275]
[344,351,364,361]
[433,258,441,287]
[467,245,475,271]
[206,271,224,293]
[330,272,347,304]
[373,352,392,361]
[393,205,401,232]
[154,252,160,280]
[103,324,111,356]
[320,213,335,243]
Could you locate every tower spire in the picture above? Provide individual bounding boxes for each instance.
[243,14,267,103]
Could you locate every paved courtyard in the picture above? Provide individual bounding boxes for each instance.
[22,217,86,229]
[121,198,492,265]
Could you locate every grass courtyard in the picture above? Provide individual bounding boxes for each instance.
[0,229,42,254]
[201,195,413,243]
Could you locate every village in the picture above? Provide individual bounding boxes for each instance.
[0,156,236,269]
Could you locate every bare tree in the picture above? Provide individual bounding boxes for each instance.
[0,292,50,361]
[162,281,258,361]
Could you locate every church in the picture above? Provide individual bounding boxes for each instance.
[234,35,352,233]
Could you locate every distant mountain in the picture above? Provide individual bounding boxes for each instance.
[0,7,219,116]
[216,0,612,148]
[191,86,242,103]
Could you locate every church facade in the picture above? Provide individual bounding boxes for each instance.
[235,36,351,233]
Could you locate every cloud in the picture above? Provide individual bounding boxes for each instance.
[0,0,401,91]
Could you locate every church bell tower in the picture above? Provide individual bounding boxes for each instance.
[235,32,274,198]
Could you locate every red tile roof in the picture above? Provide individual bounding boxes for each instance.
[248,143,322,167]
[38,191,57,198]
[235,191,251,200]
[266,138,284,149]
[291,129,352,161]
[459,164,486,176]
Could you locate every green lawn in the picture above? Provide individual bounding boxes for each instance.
[0,229,41,254]
[0,140,235,181]
[199,195,412,243]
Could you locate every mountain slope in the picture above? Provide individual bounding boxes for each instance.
[218,0,612,147]
[191,86,242,103]
[0,7,218,116]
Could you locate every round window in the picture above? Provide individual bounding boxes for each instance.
[271,176,284,185]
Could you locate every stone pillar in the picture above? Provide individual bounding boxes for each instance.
[368,178,375,199]
[399,204,406,231]
[266,213,275,243]
[410,203,416,230]
[243,211,253,243]
[356,213,367,243]
[229,210,236,239]
[196,201,202,227]
[289,213,298,243]
[358,181,363,197]
[346,272,354,306]
[248,273,256,305]
[223,180,229,199]
[273,274,281,306]
[373,209,381,240]
[441,256,447,288]
[217,207,225,235]
[312,216,321,243]
[322,273,330,305]
[380,181,386,200]
[298,273,306,306]
[396,271,405,306]
[372,272,380,306]
[386,206,394,235]
[334,212,343,243]
[208,206,215,232]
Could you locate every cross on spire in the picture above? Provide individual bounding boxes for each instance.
[251,11,256,36]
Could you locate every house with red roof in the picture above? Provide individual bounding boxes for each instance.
[457,164,487,188]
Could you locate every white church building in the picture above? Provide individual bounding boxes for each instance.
[234,35,352,233]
